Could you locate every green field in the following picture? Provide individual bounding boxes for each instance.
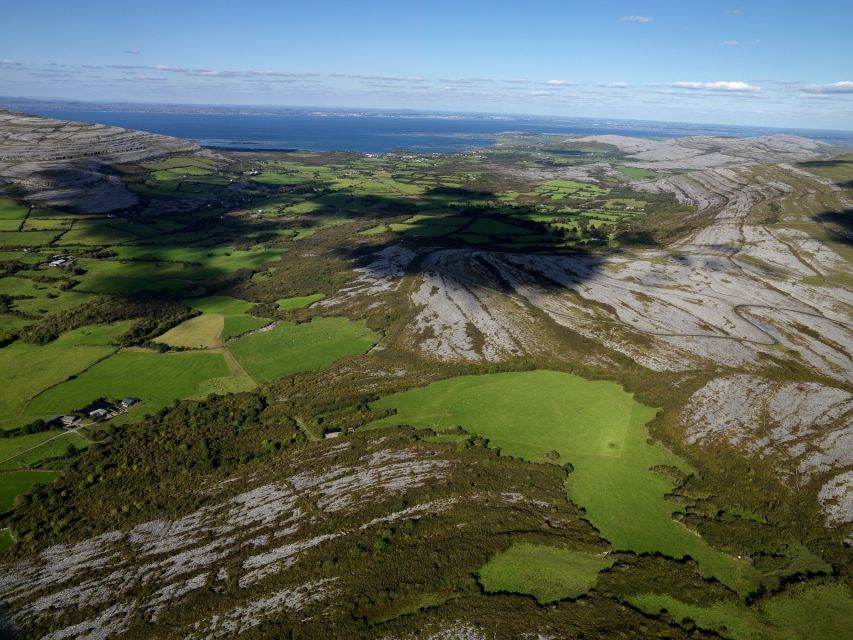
[478,543,614,603]
[614,165,664,180]
[155,314,225,349]
[25,350,233,418]
[370,370,760,595]
[186,295,270,339]
[0,199,28,220]
[0,471,59,513]
[629,583,853,640]
[73,247,286,295]
[276,293,326,310]
[0,430,75,463]
[0,431,89,471]
[0,336,118,429]
[228,317,378,383]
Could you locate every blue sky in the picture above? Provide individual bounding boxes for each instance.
[1,1,852,129]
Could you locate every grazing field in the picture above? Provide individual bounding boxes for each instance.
[73,247,286,295]
[276,293,326,310]
[478,543,614,603]
[186,295,270,339]
[614,165,663,180]
[0,199,28,220]
[0,339,117,430]
[0,431,72,463]
[629,583,853,640]
[228,317,378,383]
[154,314,224,349]
[0,471,58,513]
[25,350,232,418]
[0,432,90,471]
[370,370,760,594]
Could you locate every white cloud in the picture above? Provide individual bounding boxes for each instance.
[532,90,553,96]
[329,73,425,82]
[125,49,141,55]
[0,58,21,66]
[545,79,573,86]
[621,16,654,24]
[800,81,853,94]
[439,77,493,85]
[727,8,744,15]
[722,40,739,46]
[665,81,761,93]
[596,81,629,88]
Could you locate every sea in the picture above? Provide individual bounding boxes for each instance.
[19,107,853,153]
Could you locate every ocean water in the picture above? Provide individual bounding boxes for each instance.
[24,108,853,153]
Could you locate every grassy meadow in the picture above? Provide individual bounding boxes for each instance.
[228,317,378,383]
[478,543,614,603]
[370,370,761,595]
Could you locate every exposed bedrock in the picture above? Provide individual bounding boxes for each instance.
[682,374,853,532]
[0,110,207,212]
[329,162,852,380]
[572,134,825,171]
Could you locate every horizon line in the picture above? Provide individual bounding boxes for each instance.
[2,95,852,136]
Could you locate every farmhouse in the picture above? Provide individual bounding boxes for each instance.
[323,428,343,439]
[46,254,74,267]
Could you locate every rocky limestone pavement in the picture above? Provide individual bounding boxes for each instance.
[682,374,853,535]
[0,111,209,212]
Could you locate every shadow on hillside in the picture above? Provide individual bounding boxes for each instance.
[813,209,853,246]
[316,186,664,296]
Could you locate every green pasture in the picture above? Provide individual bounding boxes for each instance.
[389,223,452,237]
[185,295,270,340]
[228,317,378,383]
[797,157,853,186]
[75,247,285,294]
[21,217,72,231]
[478,543,614,603]
[0,314,32,334]
[25,349,232,418]
[370,370,760,595]
[251,172,307,186]
[359,224,390,236]
[143,156,218,171]
[0,231,59,247]
[276,293,326,310]
[152,166,213,181]
[0,471,59,513]
[0,199,28,220]
[0,431,68,462]
[0,333,120,429]
[535,179,608,199]
[629,582,853,640]
[614,165,663,180]
[155,314,225,349]
[464,218,537,236]
[0,431,90,471]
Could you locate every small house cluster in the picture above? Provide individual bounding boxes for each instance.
[46,254,74,268]
[45,397,139,428]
